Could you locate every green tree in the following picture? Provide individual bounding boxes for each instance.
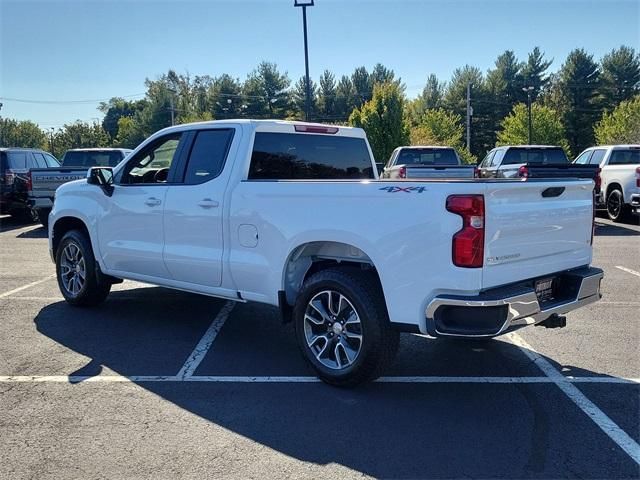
[600,46,640,111]
[497,103,571,155]
[242,61,291,118]
[0,118,47,149]
[208,74,243,119]
[409,109,476,164]
[405,74,445,127]
[594,95,640,144]
[113,116,146,149]
[98,97,147,141]
[370,63,398,87]
[54,122,110,154]
[334,75,356,122]
[351,66,372,108]
[316,70,337,120]
[548,49,602,155]
[348,82,409,163]
[519,47,553,101]
[291,76,317,120]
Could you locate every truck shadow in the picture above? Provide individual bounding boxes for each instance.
[594,222,640,236]
[33,288,638,478]
[0,215,38,233]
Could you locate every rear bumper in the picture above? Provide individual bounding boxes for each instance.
[631,194,640,216]
[425,266,603,338]
[28,197,54,209]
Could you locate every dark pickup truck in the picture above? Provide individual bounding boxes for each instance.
[477,145,600,192]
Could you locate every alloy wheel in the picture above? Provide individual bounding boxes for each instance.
[60,242,86,296]
[303,290,363,370]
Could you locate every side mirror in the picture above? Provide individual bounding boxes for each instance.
[87,167,114,196]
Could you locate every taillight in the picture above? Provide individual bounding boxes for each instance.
[399,166,406,179]
[591,191,596,245]
[474,167,480,178]
[518,165,529,178]
[594,167,602,193]
[3,169,16,185]
[446,194,485,268]
[26,171,33,191]
[636,167,640,188]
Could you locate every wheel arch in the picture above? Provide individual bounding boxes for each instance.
[606,182,623,198]
[51,216,92,258]
[282,241,382,306]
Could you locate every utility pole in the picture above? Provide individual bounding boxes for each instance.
[0,102,3,147]
[523,86,535,144]
[49,127,55,155]
[294,0,314,121]
[466,82,472,152]
[168,87,176,126]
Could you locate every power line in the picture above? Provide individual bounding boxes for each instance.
[0,93,146,105]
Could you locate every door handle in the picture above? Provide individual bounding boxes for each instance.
[198,198,219,209]
[145,197,161,207]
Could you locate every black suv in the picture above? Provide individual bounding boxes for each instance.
[0,148,59,221]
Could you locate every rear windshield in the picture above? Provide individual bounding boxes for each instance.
[248,132,374,180]
[609,149,640,165]
[61,150,124,168]
[396,148,459,166]
[502,148,568,165]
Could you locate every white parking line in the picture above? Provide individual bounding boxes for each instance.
[176,300,236,378]
[0,275,54,299]
[0,375,637,384]
[507,333,640,466]
[616,266,640,278]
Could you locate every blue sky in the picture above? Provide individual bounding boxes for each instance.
[1,0,638,128]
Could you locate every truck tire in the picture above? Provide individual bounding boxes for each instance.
[38,208,51,229]
[606,189,629,222]
[55,229,111,307]
[293,267,399,387]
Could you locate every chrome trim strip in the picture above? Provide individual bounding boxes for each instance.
[426,269,603,338]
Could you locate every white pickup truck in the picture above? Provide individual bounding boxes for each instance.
[48,120,603,386]
[574,145,640,221]
[381,146,476,179]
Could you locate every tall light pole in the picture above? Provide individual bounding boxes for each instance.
[294,0,314,121]
[522,86,535,144]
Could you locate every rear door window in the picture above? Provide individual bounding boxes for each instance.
[249,133,374,180]
[183,129,234,184]
[62,151,125,167]
[608,149,640,165]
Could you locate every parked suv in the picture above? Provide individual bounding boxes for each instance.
[0,147,59,221]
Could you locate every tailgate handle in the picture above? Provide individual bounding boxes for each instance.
[541,187,565,198]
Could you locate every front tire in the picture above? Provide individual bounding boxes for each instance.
[606,189,628,222]
[293,268,399,387]
[55,229,111,307]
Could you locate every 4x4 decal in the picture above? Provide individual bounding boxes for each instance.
[379,186,426,193]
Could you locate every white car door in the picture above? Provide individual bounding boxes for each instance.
[98,132,185,279]
[162,127,237,287]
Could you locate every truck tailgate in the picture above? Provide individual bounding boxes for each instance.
[482,180,593,288]
[30,168,87,195]
[406,166,476,179]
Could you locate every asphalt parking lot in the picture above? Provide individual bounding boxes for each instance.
[0,214,638,479]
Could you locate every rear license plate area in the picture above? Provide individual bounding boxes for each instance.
[535,277,555,303]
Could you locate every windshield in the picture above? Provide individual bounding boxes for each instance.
[396,148,459,166]
[502,147,568,165]
[61,150,123,168]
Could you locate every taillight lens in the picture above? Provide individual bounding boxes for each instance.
[399,166,406,179]
[446,195,485,268]
[26,171,33,191]
[2,169,16,185]
[594,167,602,193]
[518,165,529,178]
[636,167,640,188]
[294,124,339,134]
